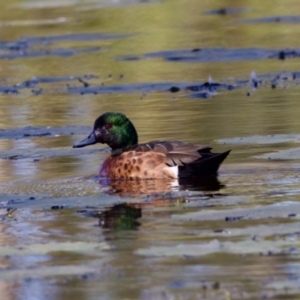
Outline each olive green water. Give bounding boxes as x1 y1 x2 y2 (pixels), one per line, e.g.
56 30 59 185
1 0 300 299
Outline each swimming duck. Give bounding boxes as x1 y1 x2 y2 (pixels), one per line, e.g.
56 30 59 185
73 112 230 179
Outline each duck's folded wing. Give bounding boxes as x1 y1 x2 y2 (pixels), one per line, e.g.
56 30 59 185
129 141 212 167
165 152 201 166
165 142 213 166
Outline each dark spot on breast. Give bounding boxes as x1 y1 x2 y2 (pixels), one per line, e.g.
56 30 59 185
127 152 133 158
144 171 148 176
130 176 133 180
124 163 128 170
138 158 143 164
133 159 136 164
136 166 140 172
118 168 121 173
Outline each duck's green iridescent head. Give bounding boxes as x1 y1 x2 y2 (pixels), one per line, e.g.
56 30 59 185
73 112 138 150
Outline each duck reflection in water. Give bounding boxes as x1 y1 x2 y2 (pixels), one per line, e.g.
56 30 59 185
82 175 224 231
99 175 224 196
81 203 142 231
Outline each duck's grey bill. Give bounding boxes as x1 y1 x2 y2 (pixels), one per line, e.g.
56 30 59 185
73 131 97 148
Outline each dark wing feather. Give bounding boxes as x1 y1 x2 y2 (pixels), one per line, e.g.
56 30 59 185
166 152 201 166
165 141 212 153
128 141 212 166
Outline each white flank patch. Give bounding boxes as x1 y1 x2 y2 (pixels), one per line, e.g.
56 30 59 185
170 178 179 187
170 165 179 178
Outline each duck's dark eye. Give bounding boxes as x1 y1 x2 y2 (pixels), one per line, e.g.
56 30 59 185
105 123 112 129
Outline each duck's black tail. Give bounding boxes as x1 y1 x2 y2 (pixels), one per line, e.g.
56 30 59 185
179 150 231 177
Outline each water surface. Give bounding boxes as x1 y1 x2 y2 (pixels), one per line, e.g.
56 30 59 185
1 0 300 299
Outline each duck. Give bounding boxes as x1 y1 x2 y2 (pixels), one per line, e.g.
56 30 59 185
73 112 230 179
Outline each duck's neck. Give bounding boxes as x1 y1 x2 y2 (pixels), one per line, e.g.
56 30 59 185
111 148 123 156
